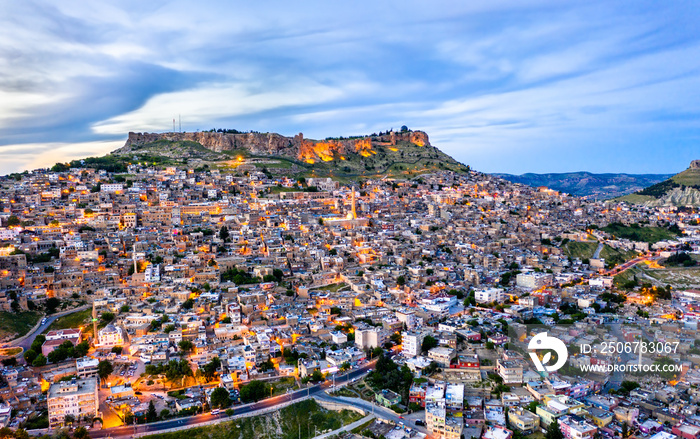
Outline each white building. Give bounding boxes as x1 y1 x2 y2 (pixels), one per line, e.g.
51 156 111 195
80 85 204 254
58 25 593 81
396 309 418 329
516 272 553 290
330 331 348 344
47 377 99 429
475 288 506 304
355 327 383 350
97 323 124 347
100 183 124 193
402 331 425 358
144 264 161 283
75 357 99 379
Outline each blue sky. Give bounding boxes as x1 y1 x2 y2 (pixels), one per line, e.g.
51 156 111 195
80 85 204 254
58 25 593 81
1 0 699 175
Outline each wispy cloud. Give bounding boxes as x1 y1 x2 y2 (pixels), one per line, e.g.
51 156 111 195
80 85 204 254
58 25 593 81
1 0 699 173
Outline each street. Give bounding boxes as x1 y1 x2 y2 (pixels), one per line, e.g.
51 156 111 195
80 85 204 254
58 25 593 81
90 361 377 438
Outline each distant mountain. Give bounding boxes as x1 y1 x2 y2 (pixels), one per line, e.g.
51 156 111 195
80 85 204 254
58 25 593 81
619 160 700 206
106 129 469 180
493 172 673 199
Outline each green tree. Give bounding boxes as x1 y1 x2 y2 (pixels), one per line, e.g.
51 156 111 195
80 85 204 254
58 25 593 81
23 349 38 364
239 380 273 403
201 357 221 380
7 215 20 226
32 354 47 367
74 341 90 357
219 226 230 241
546 419 564 439
72 426 90 439
178 340 194 353
97 360 113 383
311 369 324 383
146 400 158 422
100 312 115 323
421 335 438 353
210 387 232 409
45 297 61 314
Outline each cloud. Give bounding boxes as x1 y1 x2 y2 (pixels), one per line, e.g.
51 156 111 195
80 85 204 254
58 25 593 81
0 140 122 175
0 0 699 174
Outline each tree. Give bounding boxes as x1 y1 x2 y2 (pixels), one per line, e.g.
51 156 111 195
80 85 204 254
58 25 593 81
421 335 438 353
32 354 47 367
72 426 90 439
311 369 324 383
546 419 564 439
396 276 406 286
181 299 194 310
100 312 115 323
219 226 230 241
146 400 158 422
259 359 275 372
201 357 221 381
23 349 38 364
239 380 273 403
97 360 113 383
74 341 89 357
178 340 194 353
111 346 123 355
45 297 61 314
210 387 232 409
7 215 20 227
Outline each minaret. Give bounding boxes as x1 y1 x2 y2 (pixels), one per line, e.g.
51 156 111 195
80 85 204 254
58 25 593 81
133 244 138 275
92 302 97 346
351 188 357 219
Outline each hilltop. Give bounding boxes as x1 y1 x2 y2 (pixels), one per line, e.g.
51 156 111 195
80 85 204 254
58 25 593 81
493 171 672 199
619 160 700 206
105 128 469 181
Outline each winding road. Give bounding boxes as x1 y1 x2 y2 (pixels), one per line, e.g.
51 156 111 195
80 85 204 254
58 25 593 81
90 361 379 438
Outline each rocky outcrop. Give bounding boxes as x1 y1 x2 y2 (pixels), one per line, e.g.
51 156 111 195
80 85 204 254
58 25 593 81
121 130 430 163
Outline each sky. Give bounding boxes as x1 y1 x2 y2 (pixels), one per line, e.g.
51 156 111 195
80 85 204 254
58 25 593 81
1 0 699 175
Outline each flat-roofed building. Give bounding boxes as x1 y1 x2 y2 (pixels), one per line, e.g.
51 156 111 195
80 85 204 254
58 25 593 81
508 407 540 433
497 359 523 384
445 383 464 412
428 347 456 368
47 377 99 429
559 415 597 439
75 357 98 379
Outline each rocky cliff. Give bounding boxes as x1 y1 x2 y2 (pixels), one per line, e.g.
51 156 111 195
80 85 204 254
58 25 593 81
619 160 700 206
120 130 430 163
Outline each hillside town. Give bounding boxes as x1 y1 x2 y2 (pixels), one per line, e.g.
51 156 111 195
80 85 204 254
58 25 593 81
0 162 699 439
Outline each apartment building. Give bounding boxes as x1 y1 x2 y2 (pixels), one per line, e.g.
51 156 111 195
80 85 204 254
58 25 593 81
508 407 540 433
75 357 99 379
47 377 99 428
558 415 597 439
402 330 424 357
497 359 524 384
